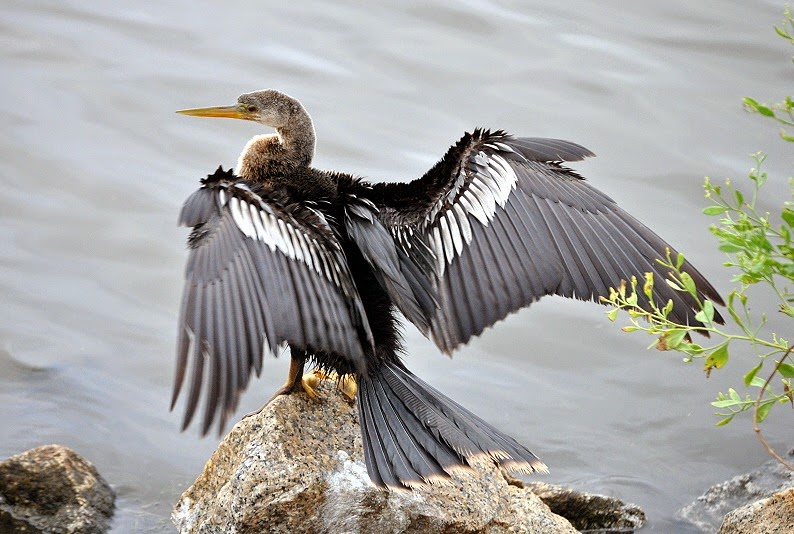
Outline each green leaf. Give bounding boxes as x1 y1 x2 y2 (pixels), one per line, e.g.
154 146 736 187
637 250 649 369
715 414 735 426
775 25 792 39
782 208 794 228
700 300 715 323
744 97 775 116
665 279 684 292
755 402 773 423
703 205 729 216
607 308 619 322
728 305 744 328
744 361 763 386
780 304 794 318
712 399 740 408
750 375 771 389
681 343 705 355
778 362 794 378
658 329 688 350
680 272 698 298
719 244 743 253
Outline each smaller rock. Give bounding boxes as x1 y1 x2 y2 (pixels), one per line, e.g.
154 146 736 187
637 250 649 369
719 487 794 534
678 448 794 532
0 444 115 534
520 480 645 533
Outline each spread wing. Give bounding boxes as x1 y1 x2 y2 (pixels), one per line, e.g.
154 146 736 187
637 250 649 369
347 130 723 353
173 167 373 435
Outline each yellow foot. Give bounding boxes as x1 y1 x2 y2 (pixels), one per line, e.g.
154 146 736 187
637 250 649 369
301 369 357 402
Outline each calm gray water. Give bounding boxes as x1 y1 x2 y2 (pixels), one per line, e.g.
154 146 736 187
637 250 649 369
1 0 792 531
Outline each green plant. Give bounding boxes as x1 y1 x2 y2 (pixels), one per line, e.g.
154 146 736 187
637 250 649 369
744 5 794 142
602 9 794 470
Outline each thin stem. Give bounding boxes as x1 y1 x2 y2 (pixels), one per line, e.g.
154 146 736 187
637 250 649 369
753 343 794 471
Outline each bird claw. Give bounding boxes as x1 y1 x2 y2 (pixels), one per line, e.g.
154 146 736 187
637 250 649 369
302 369 357 402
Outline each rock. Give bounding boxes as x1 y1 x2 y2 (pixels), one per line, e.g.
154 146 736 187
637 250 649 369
521 480 645 533
719 487 794 534
677 448 794 532
0 444 115 534
173 380 578 534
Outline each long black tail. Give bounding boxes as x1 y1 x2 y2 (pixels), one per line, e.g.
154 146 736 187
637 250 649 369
357 360 546 489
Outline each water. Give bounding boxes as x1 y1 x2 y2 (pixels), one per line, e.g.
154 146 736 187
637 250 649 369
1 0 791 531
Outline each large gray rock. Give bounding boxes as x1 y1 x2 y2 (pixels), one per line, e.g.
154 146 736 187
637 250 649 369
719 487 794 534
0 444 115 534
678 448 794 532
173 380 578 534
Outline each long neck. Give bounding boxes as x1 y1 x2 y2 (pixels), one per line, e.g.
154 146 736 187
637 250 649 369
236 109 316 183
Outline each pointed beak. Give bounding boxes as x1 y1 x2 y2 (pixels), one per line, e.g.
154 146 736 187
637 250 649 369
176 103 254 121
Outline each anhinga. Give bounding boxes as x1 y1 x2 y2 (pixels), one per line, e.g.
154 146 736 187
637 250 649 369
172 89 723 489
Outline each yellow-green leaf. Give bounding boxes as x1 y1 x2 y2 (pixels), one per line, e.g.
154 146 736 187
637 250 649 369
643 272 654 299
704 344 729 372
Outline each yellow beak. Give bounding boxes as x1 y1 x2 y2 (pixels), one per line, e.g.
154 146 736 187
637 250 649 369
176 104 253 120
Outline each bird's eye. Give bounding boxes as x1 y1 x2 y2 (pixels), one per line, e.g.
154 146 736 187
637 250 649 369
247 105 256 112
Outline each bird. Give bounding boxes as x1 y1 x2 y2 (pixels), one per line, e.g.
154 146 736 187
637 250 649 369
171 89 724 490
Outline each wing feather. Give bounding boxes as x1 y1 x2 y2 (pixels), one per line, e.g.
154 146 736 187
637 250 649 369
350 129 723 353
173 168 374 434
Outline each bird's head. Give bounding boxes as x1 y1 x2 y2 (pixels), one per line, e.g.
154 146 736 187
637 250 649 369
177 89 303 130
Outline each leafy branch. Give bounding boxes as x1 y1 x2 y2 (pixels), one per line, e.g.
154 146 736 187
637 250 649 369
743 5 794 142
603 244 793 469
601 8 794 469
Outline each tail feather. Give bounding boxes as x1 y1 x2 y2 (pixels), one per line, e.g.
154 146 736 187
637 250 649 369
371 378 455 484
358 383 397 488
362 379 430 488
394 366 545 473
357 361 546 489
378 364 482 458
376 377 464 472
384 364 510 460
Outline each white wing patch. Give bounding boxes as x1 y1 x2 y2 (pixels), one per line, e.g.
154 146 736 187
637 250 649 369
224 184 342 288
429 151 519 275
